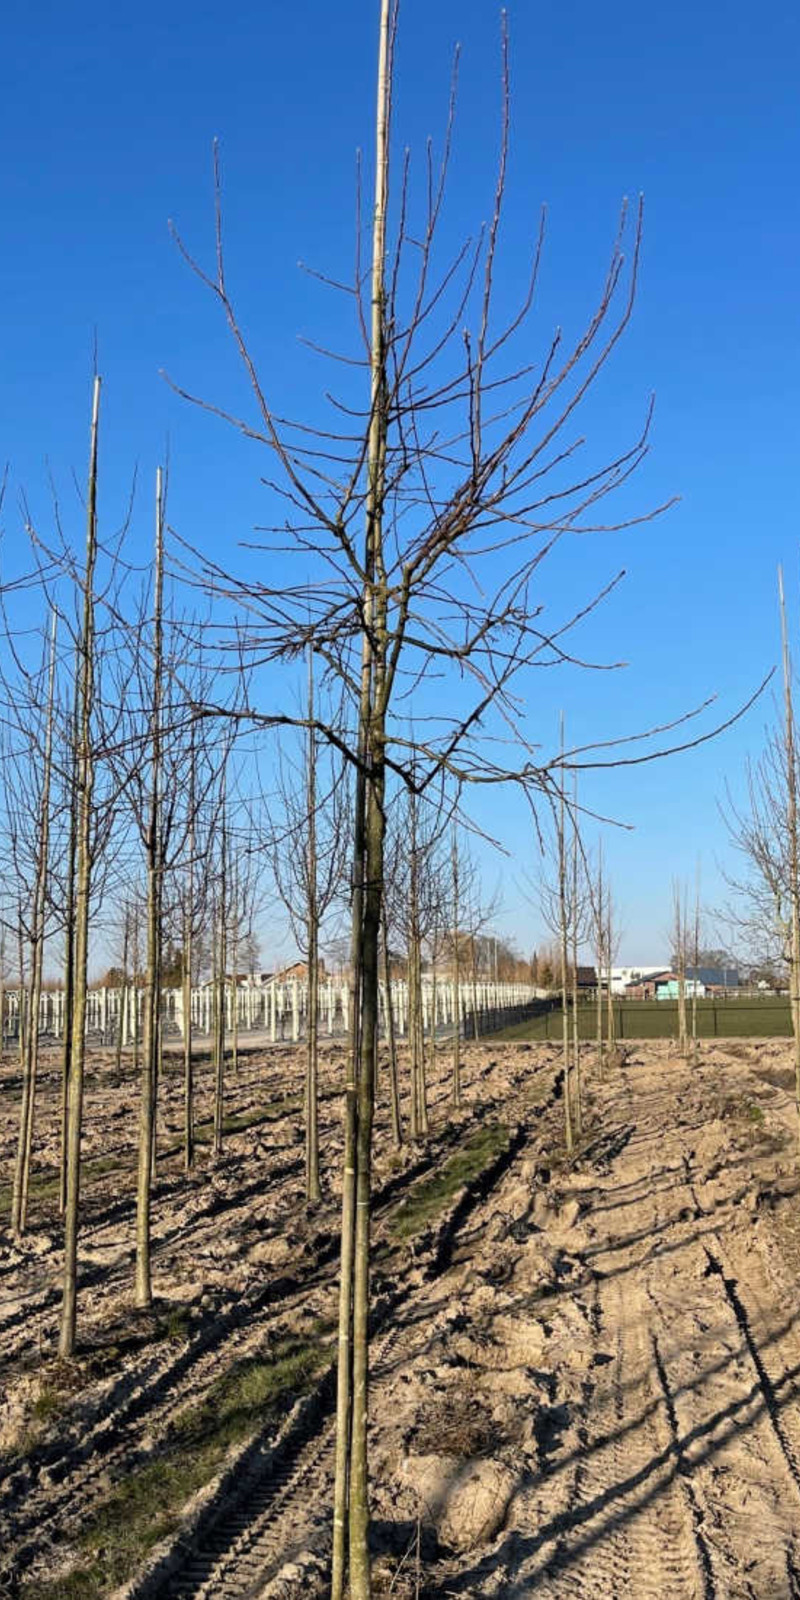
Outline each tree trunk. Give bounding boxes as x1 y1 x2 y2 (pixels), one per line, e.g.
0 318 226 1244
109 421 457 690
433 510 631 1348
59 374 101 1360
135 466 165 1310
779 566 800 1158
332 0 390 1585
570 772 582 1138
451 828 461 1108
558 718 573 1151
13 609 58 1235
306 646 321 1201
212 772 228 1160
59 644 81 1218
183 727 196 1171
115 909 129 1079
381 906 401 1147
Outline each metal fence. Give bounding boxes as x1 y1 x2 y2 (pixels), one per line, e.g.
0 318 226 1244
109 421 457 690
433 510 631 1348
507 997 794 1041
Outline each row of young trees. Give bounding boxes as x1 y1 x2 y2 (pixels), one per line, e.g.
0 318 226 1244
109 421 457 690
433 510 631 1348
2 446 538 1256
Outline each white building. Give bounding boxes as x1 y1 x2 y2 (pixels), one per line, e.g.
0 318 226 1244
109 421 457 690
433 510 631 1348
608 965 667 996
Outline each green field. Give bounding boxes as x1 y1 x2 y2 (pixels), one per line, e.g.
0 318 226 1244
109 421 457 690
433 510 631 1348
495 997 793 1042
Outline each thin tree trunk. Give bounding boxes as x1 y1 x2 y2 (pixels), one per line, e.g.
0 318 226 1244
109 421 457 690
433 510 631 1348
691 869 700 1060
183 726 196 1171
570 771 582 1139
558 721 573 1153
212 769 227 1160
59 373 101 1360
306 646 321 1201
59 646 81 1217
605 901 616 1052
381 906 401 1147
135 466 165 1310
674 882 688 1057
115 909 129 1079
595 848 604 1070
779 566 800 1157
451 828 461 1108
13 609 58 1235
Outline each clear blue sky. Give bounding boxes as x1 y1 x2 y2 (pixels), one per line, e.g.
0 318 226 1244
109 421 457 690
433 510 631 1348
1 0 798 965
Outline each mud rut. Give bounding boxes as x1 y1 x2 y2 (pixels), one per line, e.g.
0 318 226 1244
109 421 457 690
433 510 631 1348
430 1049 800 1599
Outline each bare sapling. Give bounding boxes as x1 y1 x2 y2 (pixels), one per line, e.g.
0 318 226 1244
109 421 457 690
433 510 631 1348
779 566 800 1154
135 467 166 1309
672 880 689 1058
60 374 101 1360
691 869 701 1060
558 721 573 1151
12 608 58 1236
450 826 462 1108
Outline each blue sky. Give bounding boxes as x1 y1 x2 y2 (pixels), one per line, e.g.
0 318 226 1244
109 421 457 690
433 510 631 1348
1 0 798 966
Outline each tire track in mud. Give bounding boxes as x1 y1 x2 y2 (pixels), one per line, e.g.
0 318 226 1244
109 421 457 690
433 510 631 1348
536 1055 800 1600
511 1207 708 1598
0 1059 554 1594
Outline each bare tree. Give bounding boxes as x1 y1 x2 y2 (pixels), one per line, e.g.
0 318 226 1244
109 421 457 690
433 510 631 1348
60 375 101 1359
269 653 350 1199
162 0 734 1577
671 880 690 1058
10 609 57 1236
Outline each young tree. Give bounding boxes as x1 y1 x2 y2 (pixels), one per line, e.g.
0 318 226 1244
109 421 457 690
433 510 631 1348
165 0 718 1579
269 653 350 1199
10 609 58 1236
671 879 690 1058
60 375 101 1359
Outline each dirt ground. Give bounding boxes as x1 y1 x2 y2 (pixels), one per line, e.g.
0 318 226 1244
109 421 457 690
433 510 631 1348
2 1035 800 1597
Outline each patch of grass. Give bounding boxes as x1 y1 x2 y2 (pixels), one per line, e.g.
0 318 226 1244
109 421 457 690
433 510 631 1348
717 1092 765 1126
389 1123 509 1241
189 1095 303 1147
156 1306 190 1344
20 1331 330 1600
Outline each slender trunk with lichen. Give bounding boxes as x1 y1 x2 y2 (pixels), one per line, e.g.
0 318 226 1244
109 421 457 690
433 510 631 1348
135 467 165 1310
59 374 101 1360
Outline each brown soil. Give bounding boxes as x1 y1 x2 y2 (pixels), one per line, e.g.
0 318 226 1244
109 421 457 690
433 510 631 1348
3 1036 800 1597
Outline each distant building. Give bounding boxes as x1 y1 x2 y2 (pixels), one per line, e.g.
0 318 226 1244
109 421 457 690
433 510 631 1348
624 971 673 1000
685 965 740 994
608 965 668 996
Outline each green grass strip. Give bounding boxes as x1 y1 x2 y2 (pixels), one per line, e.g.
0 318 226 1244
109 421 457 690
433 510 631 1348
20 1331 328 1600
389 1121 509 1241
